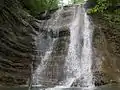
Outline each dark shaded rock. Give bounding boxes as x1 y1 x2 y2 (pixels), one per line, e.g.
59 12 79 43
93 71 110 86
93 71 119 86
0 0 4 10
37 14 51 20
84 0 96 9
0 0 38 86
59 30 70 37
48 26 70 38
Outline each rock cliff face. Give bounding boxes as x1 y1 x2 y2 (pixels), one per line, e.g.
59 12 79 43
0 0 37 86
0 0 72 86
92 15 120 86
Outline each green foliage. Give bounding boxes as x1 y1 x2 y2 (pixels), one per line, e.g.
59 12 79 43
88 0 109 13
72 0 84 4
87 0 120 25
88 0 120 13
22 0 58 15
104 10 120 24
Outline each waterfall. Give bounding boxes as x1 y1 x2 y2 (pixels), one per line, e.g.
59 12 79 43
55 5 94 88
57 5 83 87
32 4 94 89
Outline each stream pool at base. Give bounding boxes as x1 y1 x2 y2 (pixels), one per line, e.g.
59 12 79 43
1 84 120 90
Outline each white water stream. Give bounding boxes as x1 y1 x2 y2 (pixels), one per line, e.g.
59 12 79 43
54 4 94 88
32 3 94 90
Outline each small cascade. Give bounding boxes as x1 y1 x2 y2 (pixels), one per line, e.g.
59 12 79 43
33 38 57 85
32 5 65 87
47 6 64 38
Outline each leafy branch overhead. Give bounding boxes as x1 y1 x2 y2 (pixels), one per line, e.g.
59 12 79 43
88 0 120 13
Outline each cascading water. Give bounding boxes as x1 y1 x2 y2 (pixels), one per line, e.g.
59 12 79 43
33 38 57 85
32 6 64 87
80 6 94 88
54 4 94 88
56 5 83 88
32 3 94 90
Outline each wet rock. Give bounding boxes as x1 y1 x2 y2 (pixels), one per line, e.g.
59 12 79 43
48 26 70 38
93 71 119 86
93 71 110 86
32 6 74 39
37 14 51 20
